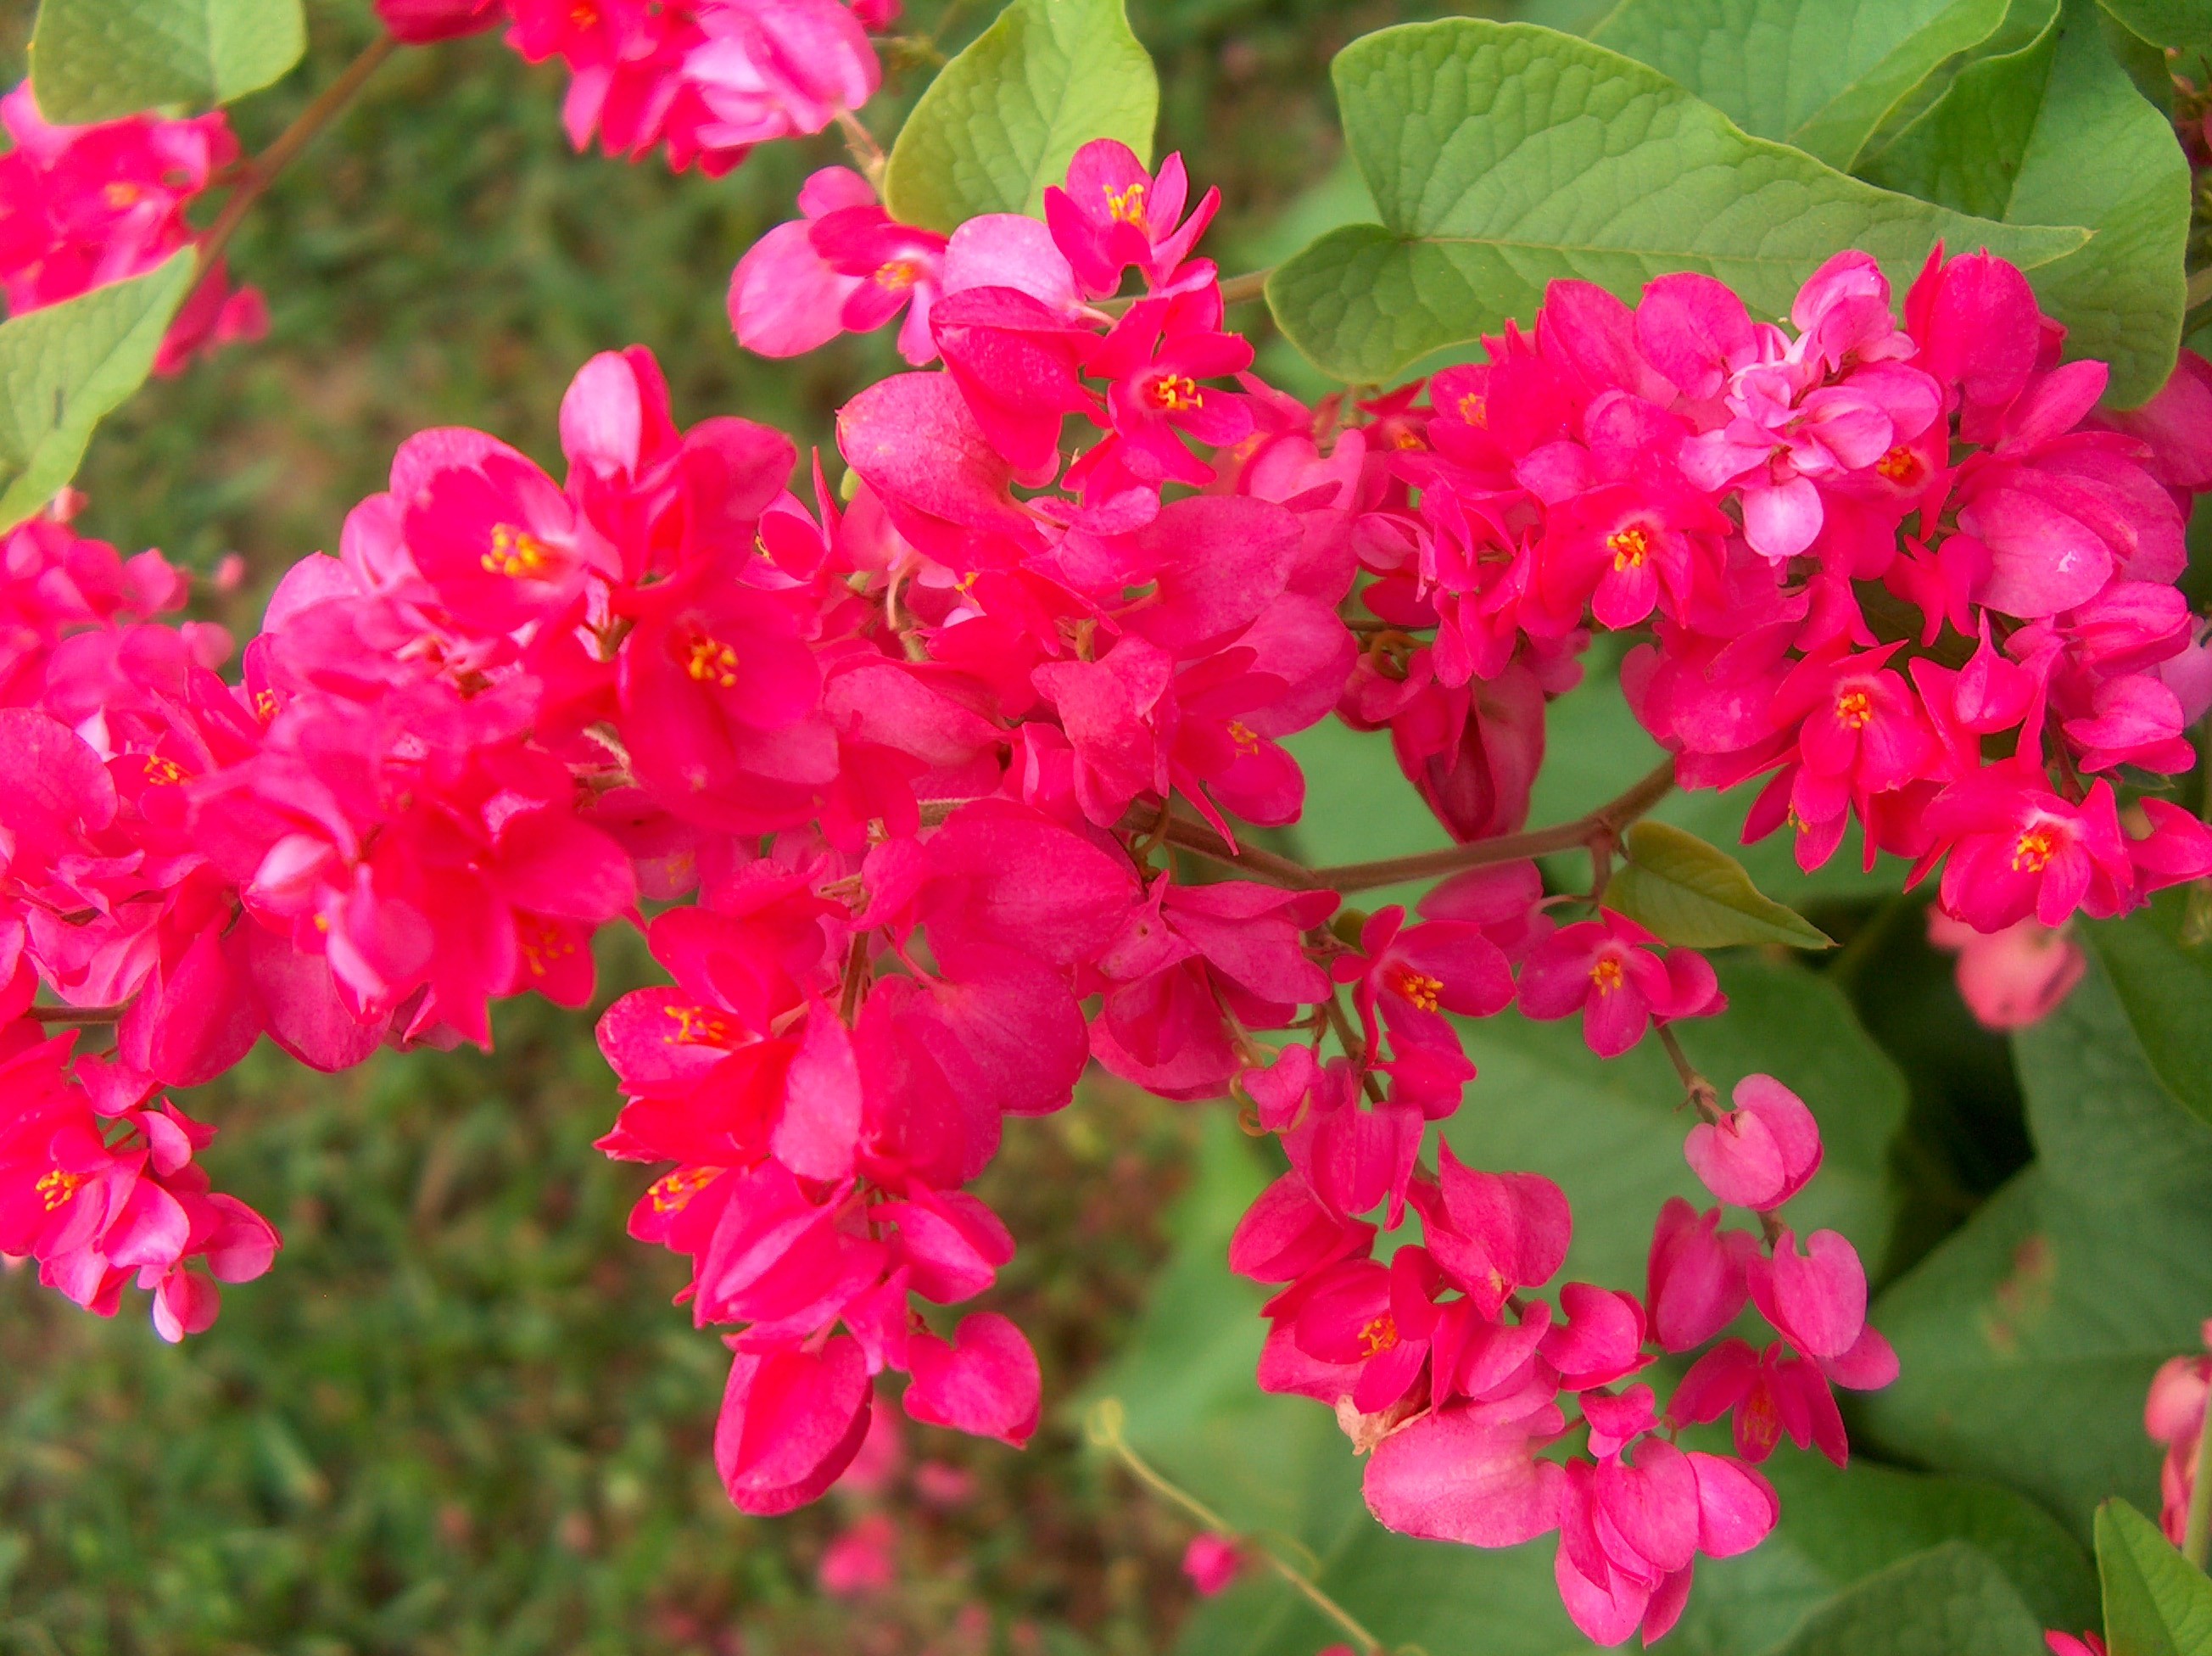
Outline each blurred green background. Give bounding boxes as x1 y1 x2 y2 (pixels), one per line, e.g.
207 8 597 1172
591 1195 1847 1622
0 0 2201 1651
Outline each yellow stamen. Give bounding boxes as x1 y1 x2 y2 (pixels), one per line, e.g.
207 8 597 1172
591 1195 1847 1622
874 258 921 293
1606 525 1651 571
2012 825 2059 874
662 1004 734 1046
481 523 552 579
1875 445 1923 485
35 1168 84 1211
1149 373 1203 413
1835 688 1874 730
1590 956 1625 995
1357 1313 1399 1358
682 632 740 690
1226 719 1260 755
103 182 144 209
1392 968 1444 1014
645 1165 721 1215
142 755 185 785
1455 392 1488 426
1103 181 1147 227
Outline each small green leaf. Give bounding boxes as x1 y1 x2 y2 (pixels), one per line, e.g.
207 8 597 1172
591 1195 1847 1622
0 252 196 534
1602 820 1834 950
1768 1541 2050 1656
1860 0 2190 406
1264 19 2087 386
2097 1499 2212 1656
1591 0 2014 170
2083 904 2212 1131
881 0 1158 233
2093 0 2212 48
31 0 306 124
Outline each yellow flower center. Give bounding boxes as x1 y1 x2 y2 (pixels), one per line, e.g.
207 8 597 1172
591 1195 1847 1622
142 755 186 785
645 1165 722 1215
1226 719 1260 755
1103 181 1147 227
1606 525 1651 571
874 258 920 293
517 921 576 978
35 1168 84 1211
1357 1313 1399 1358
1835 688 1874 730
103 182 143 209
2013 825 2059 874
1148 373 1203 413
1392 967 1444 1013
481 523 552 579
1455 392 1488 426
662 1004 734 1046
682 633 740 690
1589 956 1625 995
1875 445 1923 485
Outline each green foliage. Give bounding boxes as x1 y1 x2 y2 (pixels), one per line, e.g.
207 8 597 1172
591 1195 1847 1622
0 251 193 534
29 0 304 122
1603 820 1835 951
1589 0 2013 170
2094 0 2212 48
882 0 1159 232
2098 1499 2212 1656
2082 898 2212 1130
1861 0 2191 406
1763 1541 2048 1656
1861 959 2212 1541
1263 18 2086 384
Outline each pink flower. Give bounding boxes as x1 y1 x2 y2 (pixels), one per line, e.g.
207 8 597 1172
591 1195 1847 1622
1683 1074 1823 1211
375 0 500 41
1516 911 1724 1059
1181 1533 1247 1597
2046 1633 2108 1656
1925 767 2135 932
730 167 947 365
1344 904 1514 1060
901 1312 1042 1446
1645 1198 1751 1352
1042 140 1220 299
685 0 880 152
818 1512 897 1596
1746 1228 1897 1389
1925 911 2084 1032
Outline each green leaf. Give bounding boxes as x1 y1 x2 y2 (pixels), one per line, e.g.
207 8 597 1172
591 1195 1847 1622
1861 959 2212 1541
1264 19 2086 385
1860 0 2190 406
1448 954 1905 1288
0 252 196 534
2099 1498 2212 1656
880 0 1158 233
30 0 305 124
1589 0 2013 170
2094 0 2212 48
1766 1541 2049 1656
2082 901 2212 1131
1604 820 1835 951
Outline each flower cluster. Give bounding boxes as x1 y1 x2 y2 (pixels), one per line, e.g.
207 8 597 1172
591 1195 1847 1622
1366 254 2212 926
377 0 893 175
0 125 2204 1646
0 83 265 369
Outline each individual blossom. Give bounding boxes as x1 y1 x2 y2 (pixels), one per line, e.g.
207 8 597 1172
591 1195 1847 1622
1925 909 2085 1032
1516 911 1724 1059
1683 1074 1822 1211
729 166 947 364
1181 1533 1248 1597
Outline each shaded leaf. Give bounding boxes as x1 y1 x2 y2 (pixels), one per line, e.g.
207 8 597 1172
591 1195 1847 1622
881 0 1158 232
2098 1498 2212 1656
1861 959 2212 1541
1768 1541 2048 1656
1591 0 2012 170
31 0 305 124
2082 901 2212 1131
1861 0 2189 406
1605 820 1835 951
2094 0 2212 48
1264 19 2086 384
0 253 196 534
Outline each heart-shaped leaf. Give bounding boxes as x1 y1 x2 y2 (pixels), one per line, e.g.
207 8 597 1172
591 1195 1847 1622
1591 0 2014 170
881 0 1158 233
1859 0 2189 406
1602 820 1835 951
31 0 305 124
0 252 196 534
2097 1498 2212 1656
1264 19 2087 385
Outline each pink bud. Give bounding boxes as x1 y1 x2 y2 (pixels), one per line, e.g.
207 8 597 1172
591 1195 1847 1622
901 1313 1042 1447
1540 1284 1651 1391
1747 1229 1868 1361
1645 1198 1751 1352
1684 1074 1822 1211
1181 1533 1247 1597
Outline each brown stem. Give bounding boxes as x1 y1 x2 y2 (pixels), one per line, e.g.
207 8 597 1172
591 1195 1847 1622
1160 817 1330 890
26 1004 125 1025
1308 757 1677 895
1655 1023 1721 1122
195 36 399 278
1097 266 1272 317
